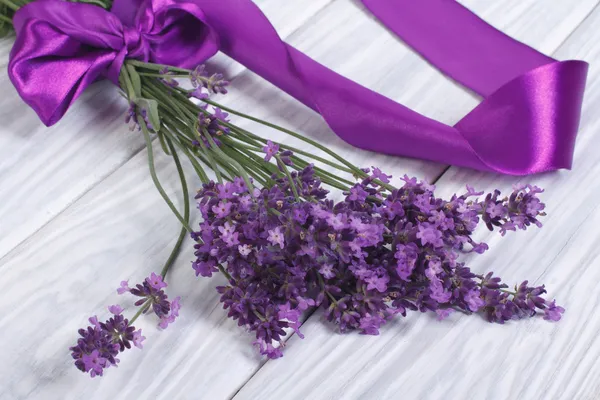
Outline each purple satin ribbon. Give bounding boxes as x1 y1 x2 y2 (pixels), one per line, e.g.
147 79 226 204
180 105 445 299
8 0 589 175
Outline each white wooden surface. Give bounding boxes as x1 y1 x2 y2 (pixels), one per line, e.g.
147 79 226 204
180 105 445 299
1 1 599 399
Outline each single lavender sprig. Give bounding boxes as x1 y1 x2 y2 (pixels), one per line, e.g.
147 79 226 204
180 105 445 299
191 65 230 95
70 273 181 377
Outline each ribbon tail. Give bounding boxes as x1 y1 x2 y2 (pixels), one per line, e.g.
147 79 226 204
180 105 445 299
8 2 124 126
197 0 485 171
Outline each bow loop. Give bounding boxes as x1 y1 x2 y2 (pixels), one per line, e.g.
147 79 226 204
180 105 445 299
136 0 220 69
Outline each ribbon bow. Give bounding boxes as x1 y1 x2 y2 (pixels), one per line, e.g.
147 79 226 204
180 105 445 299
8 0 589 175
9 0 219 126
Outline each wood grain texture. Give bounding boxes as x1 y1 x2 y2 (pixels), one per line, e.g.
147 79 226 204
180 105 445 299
235 3 600 400
0 0 599 399
0 0 334 260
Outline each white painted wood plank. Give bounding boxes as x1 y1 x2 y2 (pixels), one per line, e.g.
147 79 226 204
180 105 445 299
0 1 597 400
235 3 600 400
0 0 334 260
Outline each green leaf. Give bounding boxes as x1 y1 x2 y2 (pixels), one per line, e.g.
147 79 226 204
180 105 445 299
126 64 142 99
135 98 161 132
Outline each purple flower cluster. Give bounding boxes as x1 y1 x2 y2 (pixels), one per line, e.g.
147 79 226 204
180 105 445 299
193 107 230 148
192 160 562 359
190 64 229 98
70 273 180 377
122 272 182 329
69 310 142 378
159 66 179 88
125 101 154 131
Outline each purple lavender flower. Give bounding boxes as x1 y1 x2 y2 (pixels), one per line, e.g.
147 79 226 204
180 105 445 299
159 297 181 329
543 300 565 321
371 167 392 183
191 87 209 101
436 309 454 321
347 185 368 202
219 222 240 247
464 289 485 312
262 140 279 162
125 102 155 131
277 303 300 322
319 264 336 279
159 67 179 88
429 279 451 303
395 243 418 281
213 108 229 122
417 223 444 247
359 314 386 335
217 182 236 199
131 275 172 319
108 305 123 315
146 272 167 290
117 280 130 295
267 227 285 249
365 271 389 293
212 201 232 218
191 65 229 94
486 203 507 219
81 350 106 378
238 244 253 257
193 259 218 277
88 316 101 329
132 329 146 349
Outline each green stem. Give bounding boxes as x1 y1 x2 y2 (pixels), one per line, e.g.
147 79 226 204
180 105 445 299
140 117 192 232
195 134 223 183
120 68 136 99
201 128 255 192
220 145 273 186
202 99 390 187
229 129 354 174
160 138 190 278
138 73 190 79
127 60 191 74
162 127 210 184
142 80 192 122
276 155 300 201
218 265 233 281
129 301 151 325
156 130 171 155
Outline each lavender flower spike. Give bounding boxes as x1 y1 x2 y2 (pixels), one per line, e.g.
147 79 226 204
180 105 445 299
71 272 182 377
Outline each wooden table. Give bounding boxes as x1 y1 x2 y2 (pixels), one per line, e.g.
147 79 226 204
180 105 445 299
1 1 600 399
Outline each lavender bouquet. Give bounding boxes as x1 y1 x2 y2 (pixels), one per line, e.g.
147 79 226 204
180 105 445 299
1 0 563 378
